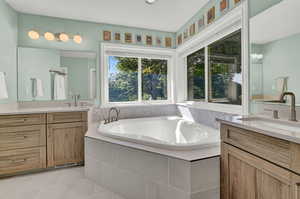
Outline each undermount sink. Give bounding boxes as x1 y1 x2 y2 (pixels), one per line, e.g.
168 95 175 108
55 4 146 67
238 117 300 133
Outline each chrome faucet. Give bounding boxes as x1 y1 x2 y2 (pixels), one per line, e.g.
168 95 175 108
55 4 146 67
104 107 120 124
280 92 297 121
72 94 80 107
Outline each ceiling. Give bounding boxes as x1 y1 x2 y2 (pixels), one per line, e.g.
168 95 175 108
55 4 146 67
250 0 300 44
6 0 210 32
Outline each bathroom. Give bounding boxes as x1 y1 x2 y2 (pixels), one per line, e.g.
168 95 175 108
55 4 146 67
0 0 300 198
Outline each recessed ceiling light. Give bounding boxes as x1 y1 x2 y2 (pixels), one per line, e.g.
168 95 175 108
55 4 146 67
145 0 157 5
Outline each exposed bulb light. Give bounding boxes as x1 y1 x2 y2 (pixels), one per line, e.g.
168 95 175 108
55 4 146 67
58 33 69 42
145 0 157 5
44 32 55 41
73 34 82 44
28 30 40 40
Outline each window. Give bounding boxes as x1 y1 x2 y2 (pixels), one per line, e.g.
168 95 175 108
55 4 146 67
108 56 138 102
108 56 169 103
186 30 242 105
187 48 205 101
208 31 242 105
142 58 168 100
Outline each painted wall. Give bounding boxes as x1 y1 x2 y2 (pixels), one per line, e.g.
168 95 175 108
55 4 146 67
18 47 61 101
61 56 96 100
249 0 282 18
0 1 18 104
17 13 176 103
175 0 243 47
261 33 300 103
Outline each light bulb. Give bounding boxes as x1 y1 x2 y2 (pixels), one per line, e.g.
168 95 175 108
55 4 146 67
28 30 40 40
44 32 55 41
59 33 69 42
73 35 82 44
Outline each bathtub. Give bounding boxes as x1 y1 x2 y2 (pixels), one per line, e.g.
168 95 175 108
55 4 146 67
97 116 220 150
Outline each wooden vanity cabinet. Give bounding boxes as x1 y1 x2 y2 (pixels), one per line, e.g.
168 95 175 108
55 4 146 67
221 123 300 199
46 112 87 167
0 114 47 176
0 111 88 176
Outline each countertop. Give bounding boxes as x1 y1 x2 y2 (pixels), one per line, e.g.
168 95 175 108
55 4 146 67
217 115 300 144
85 123 220 162
0 106 90 116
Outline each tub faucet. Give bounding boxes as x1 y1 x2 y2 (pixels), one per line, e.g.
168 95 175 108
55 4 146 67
280 92 297 121
104 107 120 124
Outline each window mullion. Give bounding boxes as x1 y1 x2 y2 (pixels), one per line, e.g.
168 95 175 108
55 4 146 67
205 46 209 102
138 58 142 102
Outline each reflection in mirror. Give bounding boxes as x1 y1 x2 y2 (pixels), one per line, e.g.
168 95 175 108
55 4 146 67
250 0 300 108
17 47 97 101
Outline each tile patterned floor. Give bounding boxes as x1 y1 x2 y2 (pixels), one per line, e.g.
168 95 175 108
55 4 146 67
0 167 124 199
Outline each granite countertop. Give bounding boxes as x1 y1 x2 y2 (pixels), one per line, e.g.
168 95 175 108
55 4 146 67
0 106 90 116
85 123 220 162
217 115 300 144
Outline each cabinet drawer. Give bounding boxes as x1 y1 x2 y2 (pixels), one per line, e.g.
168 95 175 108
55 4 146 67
0 114 46 127
0 125 46 151
0 147 46 176
47 112 87 124
221 124 292 170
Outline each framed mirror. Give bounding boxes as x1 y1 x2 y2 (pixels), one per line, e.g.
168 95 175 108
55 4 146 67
249 0 300 109
17 47 97 102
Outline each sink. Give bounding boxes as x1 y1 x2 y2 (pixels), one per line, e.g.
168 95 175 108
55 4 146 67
238 117 300 133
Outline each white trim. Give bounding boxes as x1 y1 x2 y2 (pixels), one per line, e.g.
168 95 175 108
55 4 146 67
175 2 248 115
100 43 176 107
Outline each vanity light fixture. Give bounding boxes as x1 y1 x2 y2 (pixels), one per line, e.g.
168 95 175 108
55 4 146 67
28 30 40 40
73 34 82 44
44 32 55 41
145 0 157 5
58 33 69 42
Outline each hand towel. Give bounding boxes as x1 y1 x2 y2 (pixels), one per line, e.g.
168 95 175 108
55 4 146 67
36 78 44 97
0 72 8 99
54 74 66 100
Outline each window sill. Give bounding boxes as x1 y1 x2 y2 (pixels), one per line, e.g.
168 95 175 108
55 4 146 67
177 101 242 115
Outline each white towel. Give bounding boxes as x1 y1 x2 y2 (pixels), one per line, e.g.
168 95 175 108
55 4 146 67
54 74 66 100
36 79 44 97
0 72 8 99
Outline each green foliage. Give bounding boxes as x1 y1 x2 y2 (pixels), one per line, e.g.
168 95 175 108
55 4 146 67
109 57 168 102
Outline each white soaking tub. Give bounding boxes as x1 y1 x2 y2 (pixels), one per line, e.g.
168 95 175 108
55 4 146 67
98 116 220 150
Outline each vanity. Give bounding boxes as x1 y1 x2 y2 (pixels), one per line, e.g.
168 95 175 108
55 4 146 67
0 109 88 177
219 116 300 199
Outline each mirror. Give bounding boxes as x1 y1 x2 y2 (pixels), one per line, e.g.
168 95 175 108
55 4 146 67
17 47 97 101
250 0 300 106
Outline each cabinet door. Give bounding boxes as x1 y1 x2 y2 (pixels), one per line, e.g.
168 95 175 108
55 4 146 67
47 122 87 167
221 143 299 199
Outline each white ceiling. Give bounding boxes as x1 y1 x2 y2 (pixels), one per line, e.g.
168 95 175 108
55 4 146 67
250 0 300 44
6 0 210 32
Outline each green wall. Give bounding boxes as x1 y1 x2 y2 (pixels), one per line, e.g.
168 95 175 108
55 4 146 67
0 1 18 104
249 0 282 18
261 33 300 103
17 13 176 51
61 56 96 100
18 47 61 101
17 13 176 103
176 0 243 47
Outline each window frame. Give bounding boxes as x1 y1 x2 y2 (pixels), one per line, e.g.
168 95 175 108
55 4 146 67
101 43 176 107
176 2 249 115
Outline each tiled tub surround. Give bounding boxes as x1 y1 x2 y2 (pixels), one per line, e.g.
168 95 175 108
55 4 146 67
91 104 179 123
177 104 236 129
91 104 234 129
85 138 220 199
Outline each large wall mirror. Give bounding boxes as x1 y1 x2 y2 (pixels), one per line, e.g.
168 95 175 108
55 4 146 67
18 47 97 102
250 0 300 110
